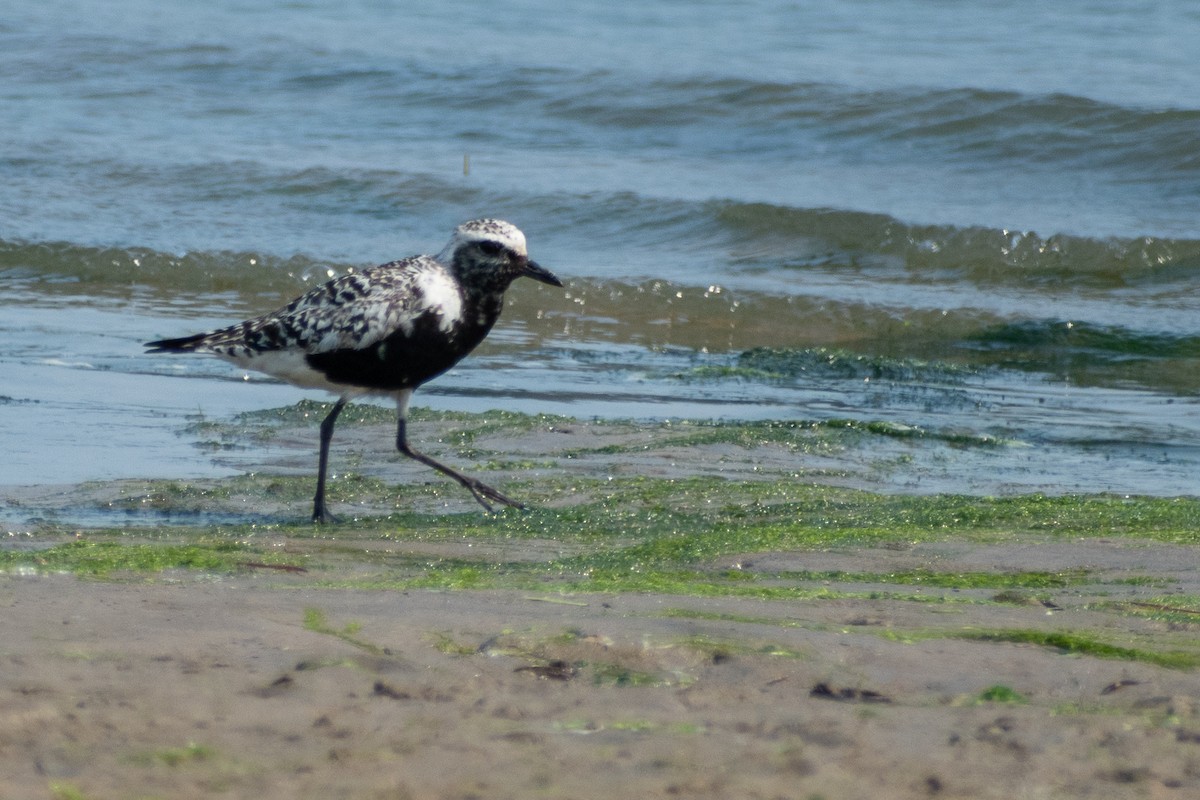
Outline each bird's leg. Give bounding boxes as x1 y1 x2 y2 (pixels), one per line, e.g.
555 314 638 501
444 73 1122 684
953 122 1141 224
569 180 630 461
312 398 347 523
395 418 524 511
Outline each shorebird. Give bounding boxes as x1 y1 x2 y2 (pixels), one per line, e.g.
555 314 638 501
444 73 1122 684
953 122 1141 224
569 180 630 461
147 219 563 523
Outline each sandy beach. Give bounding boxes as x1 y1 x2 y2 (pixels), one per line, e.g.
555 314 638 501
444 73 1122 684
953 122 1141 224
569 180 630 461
4 573 1200 799
3 408 1200 799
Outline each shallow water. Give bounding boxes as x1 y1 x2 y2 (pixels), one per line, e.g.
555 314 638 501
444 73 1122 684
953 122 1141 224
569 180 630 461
2 0 1199 497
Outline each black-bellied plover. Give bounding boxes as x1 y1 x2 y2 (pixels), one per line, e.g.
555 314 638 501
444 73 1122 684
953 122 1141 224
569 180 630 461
146 219 562 523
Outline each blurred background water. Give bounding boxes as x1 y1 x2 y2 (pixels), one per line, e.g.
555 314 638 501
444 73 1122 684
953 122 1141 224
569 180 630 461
2 0 1199 498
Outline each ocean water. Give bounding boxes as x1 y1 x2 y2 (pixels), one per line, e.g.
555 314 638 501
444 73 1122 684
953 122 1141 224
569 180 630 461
2 0 1199 498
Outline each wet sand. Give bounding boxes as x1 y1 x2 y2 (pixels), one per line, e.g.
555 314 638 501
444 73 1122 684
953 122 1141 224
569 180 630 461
3 410 1200 798
4 573 1200 799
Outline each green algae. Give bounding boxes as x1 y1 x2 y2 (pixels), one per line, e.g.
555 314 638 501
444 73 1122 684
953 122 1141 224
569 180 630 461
130 742 216 768
8 471 1200 585
949 629 1200 670
685 347 980 383
1104 596 1200 625
976 685 1027 704
0 540 253 577
302 607 387 655
48 784 90 800
6 403 1200 673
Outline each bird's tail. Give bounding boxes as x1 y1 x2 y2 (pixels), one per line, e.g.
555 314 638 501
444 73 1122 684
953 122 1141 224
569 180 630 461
145 332 217 353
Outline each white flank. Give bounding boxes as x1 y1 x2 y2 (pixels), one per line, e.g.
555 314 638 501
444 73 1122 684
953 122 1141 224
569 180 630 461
216 349 364 395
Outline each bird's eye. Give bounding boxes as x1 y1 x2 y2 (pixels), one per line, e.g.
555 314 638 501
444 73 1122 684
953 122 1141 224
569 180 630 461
478 241 505 257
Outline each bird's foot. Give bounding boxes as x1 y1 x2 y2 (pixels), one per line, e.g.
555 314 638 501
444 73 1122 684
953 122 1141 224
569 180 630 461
311 501 339 524
465 479 525 513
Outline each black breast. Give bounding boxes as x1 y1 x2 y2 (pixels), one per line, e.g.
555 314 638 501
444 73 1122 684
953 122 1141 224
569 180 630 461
304 301 500 391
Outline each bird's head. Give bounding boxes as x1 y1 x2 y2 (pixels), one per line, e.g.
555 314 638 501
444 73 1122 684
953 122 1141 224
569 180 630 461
438 219 562 291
